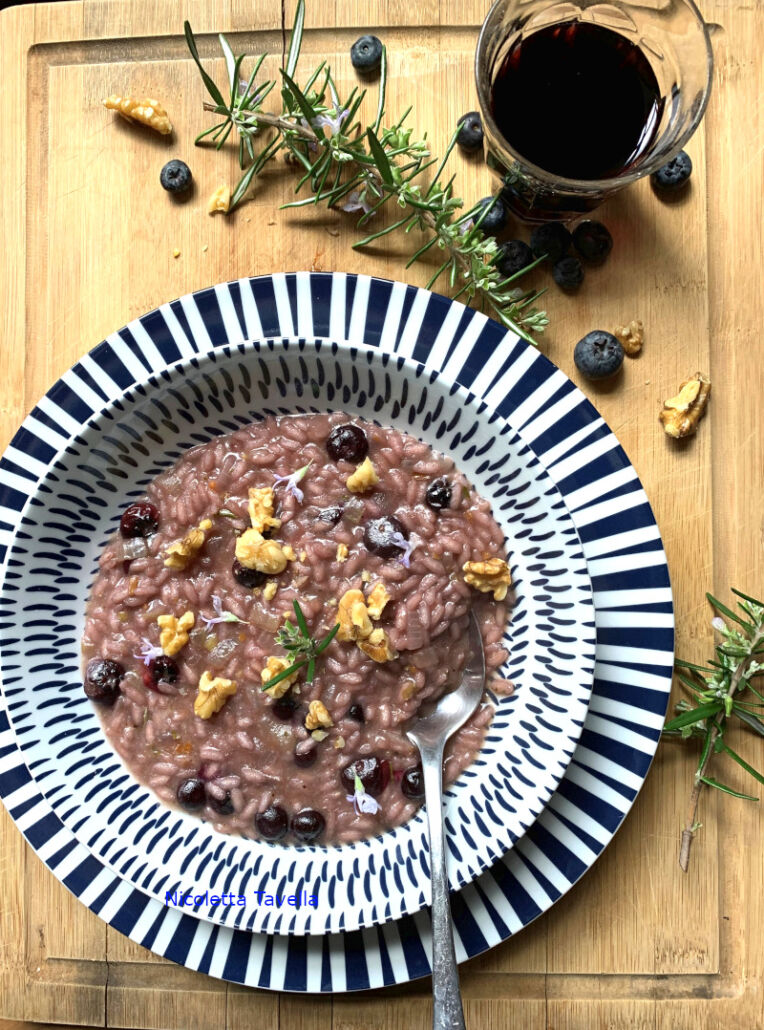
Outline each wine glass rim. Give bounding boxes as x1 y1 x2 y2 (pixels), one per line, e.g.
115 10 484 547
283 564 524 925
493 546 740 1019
474 0 714 192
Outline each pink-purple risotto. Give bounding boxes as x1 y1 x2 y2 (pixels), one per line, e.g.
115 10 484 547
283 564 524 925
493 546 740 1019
81 414 512 846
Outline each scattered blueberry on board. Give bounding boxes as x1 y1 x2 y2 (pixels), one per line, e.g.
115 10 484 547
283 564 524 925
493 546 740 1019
574 331 624 380
350 34 383 74
476 195 508 236
530 222 572 263
456 112 484 152
553 255 585 291
572 220 613 264
651 150 693 194
496 239 534 278
160 159 192 194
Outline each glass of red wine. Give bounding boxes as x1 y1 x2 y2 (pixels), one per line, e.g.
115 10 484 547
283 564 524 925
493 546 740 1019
475 0 714 222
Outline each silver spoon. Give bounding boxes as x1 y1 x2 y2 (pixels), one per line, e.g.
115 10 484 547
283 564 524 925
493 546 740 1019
406 612 485 1030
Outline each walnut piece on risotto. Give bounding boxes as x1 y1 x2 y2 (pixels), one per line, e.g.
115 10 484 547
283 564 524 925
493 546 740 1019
194 670 237 719
235 528 289 574
263 581 278 602
346 457 379 494
336 543 349 563
260 656 299 698
337 586 397 662
103 95 172 134
463 557 512 601
365 581 390 620
337 589 373 641
358 627 398 663
248 487 281 534
305 699 333 730
157 610 195 656
164 518 213 569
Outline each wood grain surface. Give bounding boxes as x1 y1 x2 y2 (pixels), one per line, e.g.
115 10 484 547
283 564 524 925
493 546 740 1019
0 0 762 1027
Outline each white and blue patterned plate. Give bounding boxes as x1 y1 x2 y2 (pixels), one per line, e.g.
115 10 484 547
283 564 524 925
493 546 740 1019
0 274 673 986
0 336 595 935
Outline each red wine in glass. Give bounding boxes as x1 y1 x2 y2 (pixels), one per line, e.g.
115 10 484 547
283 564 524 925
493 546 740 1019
491 20 664 182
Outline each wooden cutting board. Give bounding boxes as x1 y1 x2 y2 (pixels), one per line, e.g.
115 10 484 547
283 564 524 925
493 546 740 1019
0 1 762 1028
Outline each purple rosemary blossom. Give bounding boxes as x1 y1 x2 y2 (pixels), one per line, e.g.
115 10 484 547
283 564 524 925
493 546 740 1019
711 616 726 632
273 461 312 504
390 531 416 568
458 218 474 236
339 189 375 215
311 107 349 137
134 639 164 666
201 594 247 628
346 773 382 816
237 79 266 104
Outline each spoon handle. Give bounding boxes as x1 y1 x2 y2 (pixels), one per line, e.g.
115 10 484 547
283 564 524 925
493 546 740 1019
421 742 466 1030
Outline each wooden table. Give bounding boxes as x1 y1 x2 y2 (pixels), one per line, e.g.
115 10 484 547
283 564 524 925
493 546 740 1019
1 0 762 1027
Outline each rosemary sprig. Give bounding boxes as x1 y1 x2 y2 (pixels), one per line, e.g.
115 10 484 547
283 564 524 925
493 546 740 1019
663 588 764 871
261 599 340 690
183 2 548 344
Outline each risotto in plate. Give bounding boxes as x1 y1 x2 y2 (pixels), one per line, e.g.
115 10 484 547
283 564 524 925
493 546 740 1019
81 413 512 846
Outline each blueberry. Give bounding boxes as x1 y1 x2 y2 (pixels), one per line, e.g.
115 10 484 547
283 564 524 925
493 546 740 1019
208 790 234 815
232 558 267 589
456 112 483 152
84 658 124 704
496 239 534 279
120 501 159 538
573 331 624 380
530 223 572 263
160 160 192 194
292 808 325 843
401 764 425 800
294 743 318 768
553 256 584 291
143 655 179 692
326 423 369 463
341 756 390 798
316 505 344 526
363 515 407 558
271 696 297 721
425 477 452 511
350 34 383 74
346 704 365 723
651 151 692 193
572 220 613 264
475 196 508 236
255 804 289 841
177 777 206 811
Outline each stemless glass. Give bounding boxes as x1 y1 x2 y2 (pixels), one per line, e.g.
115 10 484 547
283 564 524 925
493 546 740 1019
475 0 714 222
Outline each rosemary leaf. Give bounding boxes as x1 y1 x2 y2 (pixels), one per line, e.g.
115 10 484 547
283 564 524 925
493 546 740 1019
664 702 724 731
184 22 228 108
699 776 759 801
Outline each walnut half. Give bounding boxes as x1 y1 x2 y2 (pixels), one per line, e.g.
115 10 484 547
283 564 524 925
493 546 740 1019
463 557 512 601
659 372 711 439
194 671 237 719
103 95 172 135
